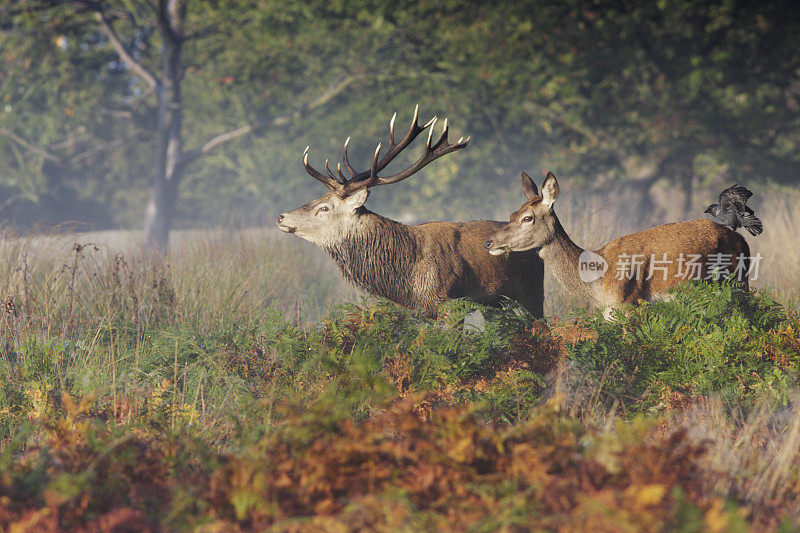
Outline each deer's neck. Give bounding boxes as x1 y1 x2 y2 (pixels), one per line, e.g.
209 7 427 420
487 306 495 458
538 216 601 302
324 210 419 305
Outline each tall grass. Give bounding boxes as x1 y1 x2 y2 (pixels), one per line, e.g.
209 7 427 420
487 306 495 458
671 397 800 526
0 227 358 334
1 186 796 342
1 218 799 529
0 228 360 437
749 188 800 308
3 181 795 329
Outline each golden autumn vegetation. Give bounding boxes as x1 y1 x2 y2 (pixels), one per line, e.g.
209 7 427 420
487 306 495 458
1 223 799 531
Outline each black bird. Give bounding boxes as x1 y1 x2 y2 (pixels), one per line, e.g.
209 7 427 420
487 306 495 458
705 185 763 236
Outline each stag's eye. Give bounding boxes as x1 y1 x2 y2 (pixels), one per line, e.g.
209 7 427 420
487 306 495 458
522 215 533 223
316 206 329 215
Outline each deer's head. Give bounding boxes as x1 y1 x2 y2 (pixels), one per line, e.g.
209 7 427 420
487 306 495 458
276 188 370 246
277 106 469 247
485 171 560 255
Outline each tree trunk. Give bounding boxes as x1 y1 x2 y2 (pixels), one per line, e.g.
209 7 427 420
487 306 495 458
613 152 664 228
137 1 351 250
144 0 185 252
144 174 178 251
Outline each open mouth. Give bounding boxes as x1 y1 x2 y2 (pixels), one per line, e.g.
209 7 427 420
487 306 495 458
488 246 509 256
278 224 296 234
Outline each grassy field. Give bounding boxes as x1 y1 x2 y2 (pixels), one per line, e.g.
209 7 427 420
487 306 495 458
1 197 799 531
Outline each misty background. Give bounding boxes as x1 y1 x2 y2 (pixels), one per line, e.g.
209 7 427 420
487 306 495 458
1 0 798 248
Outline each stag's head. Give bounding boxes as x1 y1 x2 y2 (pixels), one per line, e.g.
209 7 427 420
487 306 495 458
277 106 470 247
485 171 560 255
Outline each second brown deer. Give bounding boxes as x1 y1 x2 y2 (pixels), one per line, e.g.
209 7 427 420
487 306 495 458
277 107 545 317
485 171 752 318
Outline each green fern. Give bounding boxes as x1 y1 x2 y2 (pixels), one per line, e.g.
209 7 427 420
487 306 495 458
567 282 800 413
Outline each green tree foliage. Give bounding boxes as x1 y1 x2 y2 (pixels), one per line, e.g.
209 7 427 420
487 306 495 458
1 0 798 230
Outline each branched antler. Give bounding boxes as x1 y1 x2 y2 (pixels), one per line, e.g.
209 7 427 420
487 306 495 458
303 105 470 196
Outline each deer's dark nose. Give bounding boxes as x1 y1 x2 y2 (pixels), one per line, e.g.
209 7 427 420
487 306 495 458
484 240 493 250
276 214 284 224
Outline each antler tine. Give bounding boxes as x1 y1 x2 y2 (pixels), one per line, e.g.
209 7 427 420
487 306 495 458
342 137 358 178
303 146 342 191
430 118 449 151
388 112 397 146
351 105 432 181
366 127 471 188
318 107 470 196
425 117 438 148
429 128 470 157
364 143 383 188
323 159 340 182
372 143 382 173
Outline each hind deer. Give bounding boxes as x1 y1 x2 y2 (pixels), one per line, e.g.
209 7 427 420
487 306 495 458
276 107 545 317
484 171 752 318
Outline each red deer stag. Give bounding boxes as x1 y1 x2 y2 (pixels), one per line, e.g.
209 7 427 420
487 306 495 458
276 107 544 317
485 171 752 318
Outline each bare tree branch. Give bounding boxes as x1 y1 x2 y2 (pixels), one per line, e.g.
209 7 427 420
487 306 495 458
177 75 359 170
67 0 132 19
0 1 60 18
48 132 92 151
0 128 64 165
67 132 140 165
184 26 219 41
2 1 132 20
1 127 142 168
305 75 361 111
94 11 159 90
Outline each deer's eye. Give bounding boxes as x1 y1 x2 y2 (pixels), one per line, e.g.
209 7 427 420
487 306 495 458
522 215 533 223
316 206 329 215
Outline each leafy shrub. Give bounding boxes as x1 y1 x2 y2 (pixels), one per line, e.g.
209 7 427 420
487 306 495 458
567 281 800 412
318 299 552 421
0 396 749 532
3 280 800 530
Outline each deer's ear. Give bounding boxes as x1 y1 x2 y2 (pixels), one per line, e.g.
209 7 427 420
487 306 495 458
520 171 539 200
344 188 369 211
541 171 559 208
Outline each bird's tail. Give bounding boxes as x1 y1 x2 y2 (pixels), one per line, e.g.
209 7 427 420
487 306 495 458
742 212 763 236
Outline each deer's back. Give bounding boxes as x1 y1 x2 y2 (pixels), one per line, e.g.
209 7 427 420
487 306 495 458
596 219 750 304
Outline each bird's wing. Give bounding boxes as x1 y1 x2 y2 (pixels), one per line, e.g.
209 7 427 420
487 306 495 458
719 184 750 212
733 186 753 202
741 212 763 236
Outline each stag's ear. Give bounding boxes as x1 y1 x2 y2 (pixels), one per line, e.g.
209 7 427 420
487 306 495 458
344 188 370 211
520 171 539 200
540 171 559 208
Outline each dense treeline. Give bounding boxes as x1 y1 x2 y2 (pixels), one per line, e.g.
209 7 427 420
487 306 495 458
1 0 798 235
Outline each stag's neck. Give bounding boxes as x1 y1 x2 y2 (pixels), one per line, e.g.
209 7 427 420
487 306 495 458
538 215 601 302
323 210 419 304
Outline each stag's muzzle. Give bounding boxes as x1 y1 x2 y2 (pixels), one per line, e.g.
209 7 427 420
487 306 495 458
276 214 295 233
485 239 510 256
